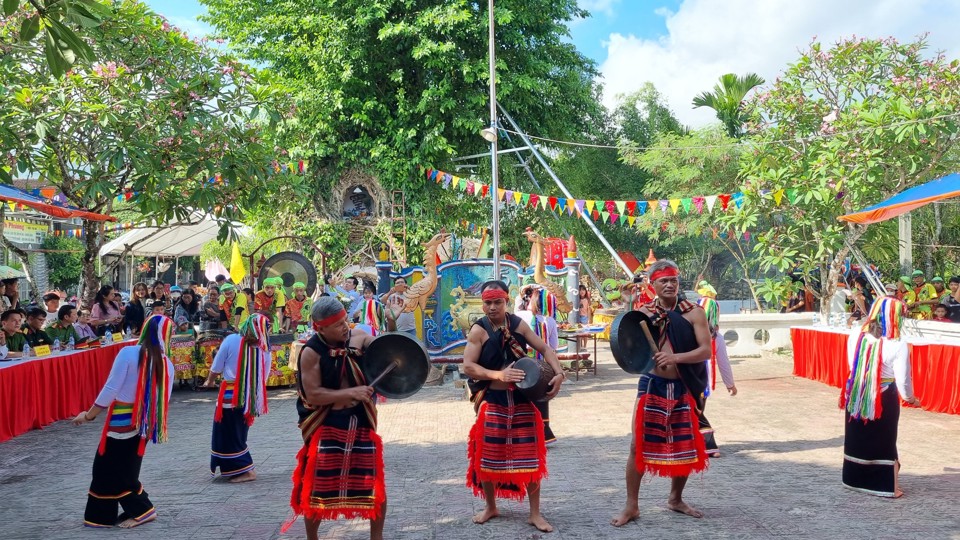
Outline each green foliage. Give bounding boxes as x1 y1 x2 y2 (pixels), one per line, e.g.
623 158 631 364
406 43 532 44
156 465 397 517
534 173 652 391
737 36 960 310
1 0 111 78
1 0 291 304
201 0 604 259
41 235 84 290
692 73 764 138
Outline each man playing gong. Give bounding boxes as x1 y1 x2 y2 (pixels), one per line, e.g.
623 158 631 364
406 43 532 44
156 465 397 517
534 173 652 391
285 297 383 540
612 259 712 526
464 280 565 533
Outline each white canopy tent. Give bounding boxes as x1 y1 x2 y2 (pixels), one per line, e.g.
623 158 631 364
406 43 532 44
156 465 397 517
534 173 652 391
99 213 247 285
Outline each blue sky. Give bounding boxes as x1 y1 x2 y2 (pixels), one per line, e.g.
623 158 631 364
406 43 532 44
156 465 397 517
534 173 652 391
142 0 674 64
145 0 959 127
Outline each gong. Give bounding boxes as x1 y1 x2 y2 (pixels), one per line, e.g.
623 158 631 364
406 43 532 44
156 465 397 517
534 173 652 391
362 332 431 399
609 310 657 375
258 252 318 296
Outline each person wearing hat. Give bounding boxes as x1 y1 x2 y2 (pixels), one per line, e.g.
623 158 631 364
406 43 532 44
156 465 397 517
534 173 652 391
254 278 283 332
283 282 312 333
218 283 247 330
931 276 948 303
904 270 938 319
894 277 910 302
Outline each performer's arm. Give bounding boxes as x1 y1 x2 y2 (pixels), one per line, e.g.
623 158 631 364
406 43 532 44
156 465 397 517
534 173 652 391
714 333 736 394
515 320 565 398
298 348 373 407
462 325 524 383
892 341 919 405
74 350 129 424
655 309 712 367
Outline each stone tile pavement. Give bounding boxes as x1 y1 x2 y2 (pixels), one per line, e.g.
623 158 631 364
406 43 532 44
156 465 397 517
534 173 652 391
2 345 959 539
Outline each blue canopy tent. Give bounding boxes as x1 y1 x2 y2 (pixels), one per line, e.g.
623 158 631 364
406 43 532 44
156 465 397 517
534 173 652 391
839 173 960 224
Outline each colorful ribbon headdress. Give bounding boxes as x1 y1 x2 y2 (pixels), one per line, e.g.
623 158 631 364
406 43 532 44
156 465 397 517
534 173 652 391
234 314 270 425
842 297 905 421
133 315 174 454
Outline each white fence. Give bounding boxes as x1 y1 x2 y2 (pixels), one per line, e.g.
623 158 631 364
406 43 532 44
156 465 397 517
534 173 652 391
720 313 960 357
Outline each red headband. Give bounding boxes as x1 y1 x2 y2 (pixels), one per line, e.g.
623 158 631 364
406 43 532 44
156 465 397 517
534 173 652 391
313 309 346 329
650 267 679 282
481 289 510 301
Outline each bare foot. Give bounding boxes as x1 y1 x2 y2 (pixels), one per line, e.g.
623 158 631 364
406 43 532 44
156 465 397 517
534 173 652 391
228 471 257 483
667 500 703 518
708 451 720 458
611 507 640 527
473 507 499 524
894 488 904 498
528 514 553 533
117 512 155 528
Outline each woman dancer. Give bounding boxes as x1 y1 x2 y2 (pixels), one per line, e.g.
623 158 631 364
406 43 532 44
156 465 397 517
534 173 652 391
73 315 175 528
841 297 919 497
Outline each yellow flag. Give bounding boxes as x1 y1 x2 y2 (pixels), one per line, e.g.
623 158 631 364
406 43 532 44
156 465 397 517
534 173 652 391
229 241 247 284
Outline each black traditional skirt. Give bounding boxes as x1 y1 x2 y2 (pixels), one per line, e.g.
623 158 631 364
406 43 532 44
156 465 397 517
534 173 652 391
84 436 155 527
210 407 254 478
467 388 547 501
843 384 900 497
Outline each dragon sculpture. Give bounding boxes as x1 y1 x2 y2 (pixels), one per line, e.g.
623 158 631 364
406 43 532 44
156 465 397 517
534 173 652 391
521 228 572 314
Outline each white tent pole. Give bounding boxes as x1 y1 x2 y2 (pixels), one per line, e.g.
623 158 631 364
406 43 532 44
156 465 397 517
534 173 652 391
155 256 159 281
174 257 179 286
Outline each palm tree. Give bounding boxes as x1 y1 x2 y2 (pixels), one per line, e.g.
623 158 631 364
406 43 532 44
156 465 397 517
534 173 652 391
692 73 765 138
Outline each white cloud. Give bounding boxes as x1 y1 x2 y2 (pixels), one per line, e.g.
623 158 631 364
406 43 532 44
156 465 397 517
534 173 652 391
167 15 213 39
598 0 960 127
579 0 623 18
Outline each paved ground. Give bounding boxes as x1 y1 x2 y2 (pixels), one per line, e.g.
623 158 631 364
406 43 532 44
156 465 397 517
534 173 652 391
2 345 960 540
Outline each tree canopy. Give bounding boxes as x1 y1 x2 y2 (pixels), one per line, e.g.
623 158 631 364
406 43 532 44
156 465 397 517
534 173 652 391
1 0 290 305
736 36 960 311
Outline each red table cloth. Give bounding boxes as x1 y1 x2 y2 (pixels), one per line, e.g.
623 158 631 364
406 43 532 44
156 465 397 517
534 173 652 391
791 327 960 416
0 342 127 443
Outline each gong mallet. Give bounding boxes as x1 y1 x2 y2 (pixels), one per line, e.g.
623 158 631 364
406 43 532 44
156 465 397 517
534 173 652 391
639 321 660 354
369 361 399 387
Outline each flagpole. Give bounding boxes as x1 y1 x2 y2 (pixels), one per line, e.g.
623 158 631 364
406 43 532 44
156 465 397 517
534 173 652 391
487 0 500 278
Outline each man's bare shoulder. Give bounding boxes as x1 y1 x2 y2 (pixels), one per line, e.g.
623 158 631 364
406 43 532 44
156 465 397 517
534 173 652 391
467 323 488 344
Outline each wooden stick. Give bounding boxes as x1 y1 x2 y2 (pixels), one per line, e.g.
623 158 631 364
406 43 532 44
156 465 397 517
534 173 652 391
369 361 398 387
639 321 660 354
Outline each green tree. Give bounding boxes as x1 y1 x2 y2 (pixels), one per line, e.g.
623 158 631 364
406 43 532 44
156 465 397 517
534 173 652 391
1 0 290 307
623 126 767 309
736 36 960 314
1 0 110 77
692 73 765 138
201 0 604 261
41 235 84 291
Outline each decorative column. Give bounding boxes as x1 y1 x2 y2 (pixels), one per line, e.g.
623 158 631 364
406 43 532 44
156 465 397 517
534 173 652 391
376 242 392 295
563 235 581 317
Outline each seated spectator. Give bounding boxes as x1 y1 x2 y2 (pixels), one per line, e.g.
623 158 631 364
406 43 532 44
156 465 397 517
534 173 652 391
90 285 124 336
123 281 149 335
932 304 952 323
46 305 81 346
0 309 25 357
73 310 97 341
147 299 167 317
200 286 227 331
23 307 54 349
41 292 61 328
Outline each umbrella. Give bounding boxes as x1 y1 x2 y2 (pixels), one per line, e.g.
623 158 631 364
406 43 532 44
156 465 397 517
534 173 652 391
0 266 26 280
0 184 115 222
838 173 960 224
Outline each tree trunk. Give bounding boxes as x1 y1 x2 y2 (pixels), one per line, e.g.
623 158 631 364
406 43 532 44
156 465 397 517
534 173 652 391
79 220 103 310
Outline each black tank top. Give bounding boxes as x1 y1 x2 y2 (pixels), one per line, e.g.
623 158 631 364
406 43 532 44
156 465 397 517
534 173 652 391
296 334 362 424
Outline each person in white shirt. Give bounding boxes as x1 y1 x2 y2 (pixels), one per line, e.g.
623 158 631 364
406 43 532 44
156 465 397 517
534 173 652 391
841 297 919 498
41 292 61 329
515 284 560 445
326 275 364 320
203 314 271 483
72 315 175 529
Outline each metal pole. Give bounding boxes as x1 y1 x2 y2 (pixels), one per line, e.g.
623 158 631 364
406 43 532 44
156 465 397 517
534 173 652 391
506 139 612 307
498 105 634 276
488 0 500 278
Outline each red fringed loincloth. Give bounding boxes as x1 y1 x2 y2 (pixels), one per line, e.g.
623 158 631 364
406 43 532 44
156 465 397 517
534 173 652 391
289 409 385 522
634 374 708 478
467 389 547 501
